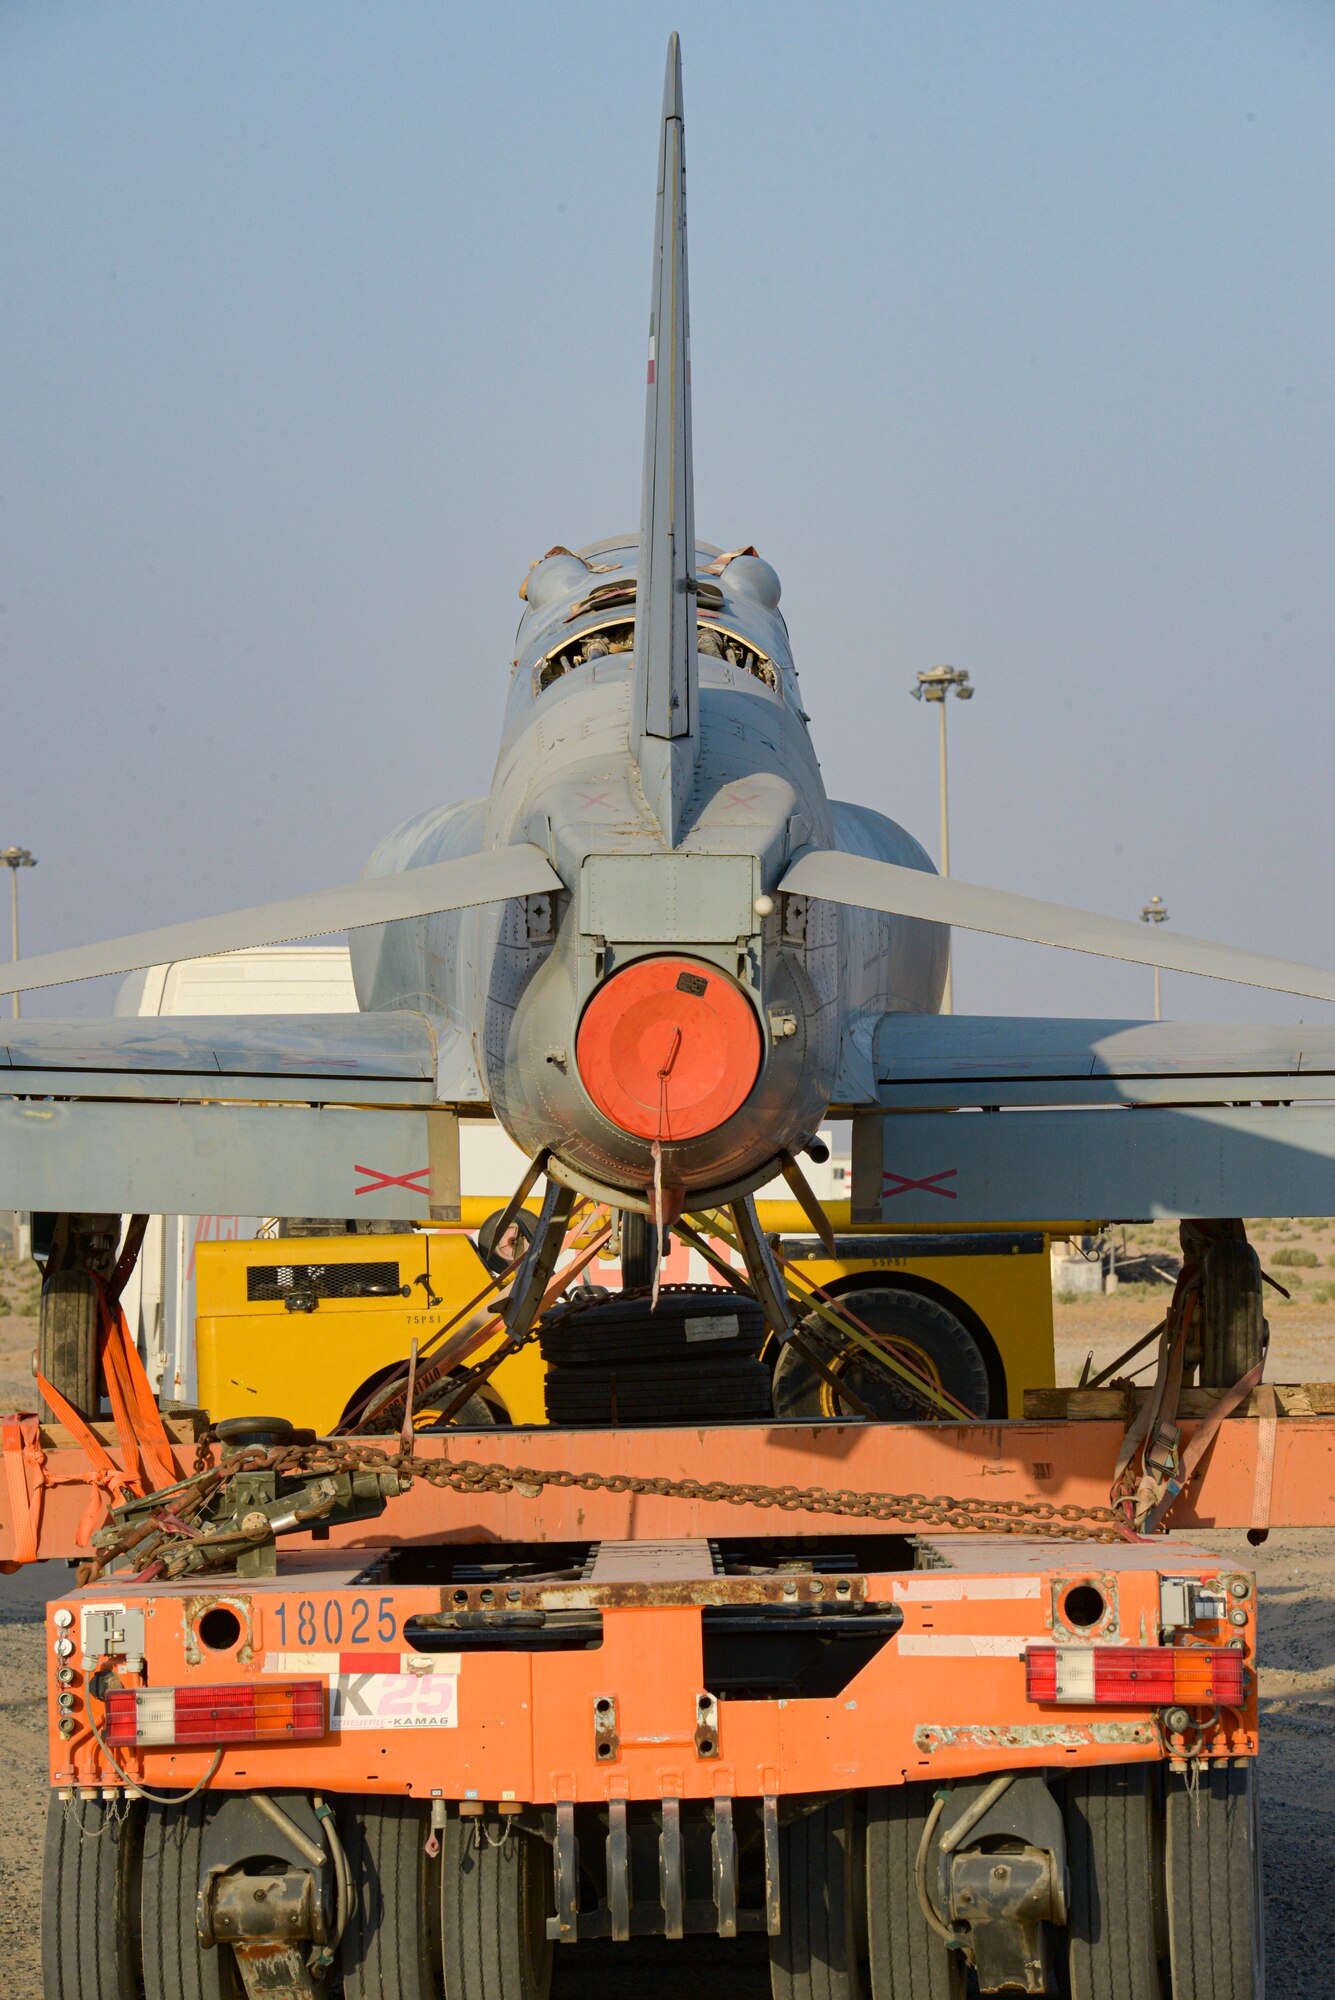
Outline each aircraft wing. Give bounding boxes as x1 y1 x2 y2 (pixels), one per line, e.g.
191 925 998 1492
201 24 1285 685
0 1012 473 1220
849 1014 1335 1226
3 843 561 998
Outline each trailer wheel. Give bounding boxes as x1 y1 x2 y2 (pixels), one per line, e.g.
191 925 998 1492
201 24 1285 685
864 1785 965 1999
37 1270 101 1421
341 1796 444 1999
440 1812 553 2000
1199 1237 1265 1388
771 1289 993 1421
1064 1767 1166 1999
41 1792 143 2000
141 1798 241 1999
769 1797 863 2000
1165 1762 1263 1998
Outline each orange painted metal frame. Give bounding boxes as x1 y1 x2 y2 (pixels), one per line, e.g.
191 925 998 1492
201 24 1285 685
8 1414 1335 1567
47 1544 1257 1804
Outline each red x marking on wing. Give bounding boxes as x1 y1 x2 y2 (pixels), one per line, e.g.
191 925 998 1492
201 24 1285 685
354 1165 432 1197
882 1168 957 1200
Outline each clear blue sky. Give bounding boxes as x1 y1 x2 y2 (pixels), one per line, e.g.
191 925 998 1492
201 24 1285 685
3 0 1332 1024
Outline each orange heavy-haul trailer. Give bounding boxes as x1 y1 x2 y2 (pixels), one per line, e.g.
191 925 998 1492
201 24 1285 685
7 1197 1318 1997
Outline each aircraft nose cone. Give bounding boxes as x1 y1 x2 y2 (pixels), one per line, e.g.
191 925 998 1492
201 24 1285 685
575 956 762 1142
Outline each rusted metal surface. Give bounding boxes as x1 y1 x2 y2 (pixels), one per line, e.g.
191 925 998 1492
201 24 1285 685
430 1571 868 1613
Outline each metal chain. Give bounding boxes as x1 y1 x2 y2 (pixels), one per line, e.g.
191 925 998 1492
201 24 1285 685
98 1435 1123 1574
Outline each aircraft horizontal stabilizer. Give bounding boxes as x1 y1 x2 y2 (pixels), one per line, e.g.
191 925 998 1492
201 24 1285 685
781 850 1335 1004
2 843 562 996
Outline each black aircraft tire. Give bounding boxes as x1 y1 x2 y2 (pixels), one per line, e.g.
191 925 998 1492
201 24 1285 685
440 1813 554 2000
769 1797 862 2000
1200 1238 1266 1389
539 1285 767 1367
41 1792 144 2000
544 1355 774 1426
1165 1763 1263 1999
341 1796 444 2000
620 1211 659 1290
1064 1767 1165 2000
141 1799 241 2000
37 1270 101 1422
864 1785 966 2000
771 1288 993 1422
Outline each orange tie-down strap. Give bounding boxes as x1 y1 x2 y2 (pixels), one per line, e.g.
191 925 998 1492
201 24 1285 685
1 1285 181 1562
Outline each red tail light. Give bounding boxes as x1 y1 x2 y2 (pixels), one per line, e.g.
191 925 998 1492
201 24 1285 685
1025 1645 1244 1707
104 1680 325 1747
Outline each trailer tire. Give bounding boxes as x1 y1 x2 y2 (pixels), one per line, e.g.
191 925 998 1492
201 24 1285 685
771 1289 992 1422
37 1270 101 1422
440 1813 553 2000
1200 1237 1265 1389
1064 1766 1165 2000
1165 1762 1263 1998
141 1798 241 2000
341 1796 444 1999
41 1792 143 2000
864 1785 965 1999
769 1797 863 2000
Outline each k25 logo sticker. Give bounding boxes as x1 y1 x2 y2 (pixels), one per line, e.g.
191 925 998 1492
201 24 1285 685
330 1671 458 1731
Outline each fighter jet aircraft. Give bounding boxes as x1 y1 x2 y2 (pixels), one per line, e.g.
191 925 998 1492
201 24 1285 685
7 37 1335 1386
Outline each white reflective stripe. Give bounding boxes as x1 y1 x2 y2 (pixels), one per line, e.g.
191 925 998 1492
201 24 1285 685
132 1689 177 1745
897 1634 1030 1657
263 1653 340 1674
892 1577 1042 1602
1052 1649 1097 1703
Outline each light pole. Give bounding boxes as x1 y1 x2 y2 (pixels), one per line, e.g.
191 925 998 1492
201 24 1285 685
912 665 974 1013
2 847 37 1020
1141 894 1169 1021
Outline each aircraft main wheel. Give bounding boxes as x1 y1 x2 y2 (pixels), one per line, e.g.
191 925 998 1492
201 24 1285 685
769 1797 864 2000
1063 1766 1166 1999
141 1798 242 2000
864 1784 966 1999
1199 1238 1265 1388
37 1269 101 1421
441 1812 553 2000
41 1792 143 2000
1164 1762 1263 1998
771 1288 993 1422
341 1796 444 1999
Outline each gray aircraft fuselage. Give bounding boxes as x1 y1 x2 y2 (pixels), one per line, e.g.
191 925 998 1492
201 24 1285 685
350 533 946 1206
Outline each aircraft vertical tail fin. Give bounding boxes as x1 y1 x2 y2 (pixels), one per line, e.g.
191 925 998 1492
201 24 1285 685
631 33 698 848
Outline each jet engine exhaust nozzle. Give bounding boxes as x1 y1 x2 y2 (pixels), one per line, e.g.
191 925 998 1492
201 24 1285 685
575 957 762 1143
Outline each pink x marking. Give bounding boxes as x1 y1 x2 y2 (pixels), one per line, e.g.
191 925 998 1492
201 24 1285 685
726 788 761 810
577 789 612 807
355 1164 432 1197
883 1168 957 1201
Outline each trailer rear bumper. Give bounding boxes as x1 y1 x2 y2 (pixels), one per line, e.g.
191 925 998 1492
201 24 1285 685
47 1534 1256 1800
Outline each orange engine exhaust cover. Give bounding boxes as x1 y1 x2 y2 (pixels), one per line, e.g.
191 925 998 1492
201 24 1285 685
576 956 763 1142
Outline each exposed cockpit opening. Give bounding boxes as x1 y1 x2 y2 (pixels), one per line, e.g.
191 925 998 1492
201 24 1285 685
536 617 781 696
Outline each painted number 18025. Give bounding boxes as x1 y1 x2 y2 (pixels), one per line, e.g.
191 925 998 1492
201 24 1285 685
272 1597 397 1647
